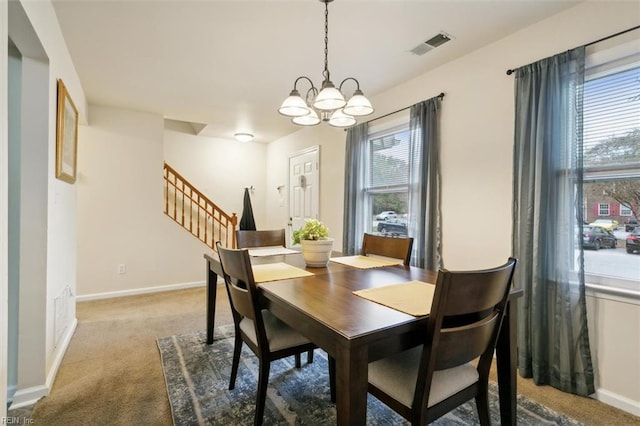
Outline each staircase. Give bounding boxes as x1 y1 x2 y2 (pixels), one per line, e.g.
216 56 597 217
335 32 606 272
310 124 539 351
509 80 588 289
163 162 237 250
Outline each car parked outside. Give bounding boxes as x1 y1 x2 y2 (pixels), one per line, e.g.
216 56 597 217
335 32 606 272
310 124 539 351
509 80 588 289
626 229 640 254
377 219 408 236
588 219 619 231
625 218 639 232
582 226 617 250
375 211 397 221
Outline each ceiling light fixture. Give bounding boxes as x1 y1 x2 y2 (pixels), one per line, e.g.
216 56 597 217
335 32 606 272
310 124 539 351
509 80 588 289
278 0 374 128
234 132 254 142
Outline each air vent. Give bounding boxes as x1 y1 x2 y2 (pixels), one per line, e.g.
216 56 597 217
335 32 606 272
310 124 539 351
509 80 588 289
410 31 453 56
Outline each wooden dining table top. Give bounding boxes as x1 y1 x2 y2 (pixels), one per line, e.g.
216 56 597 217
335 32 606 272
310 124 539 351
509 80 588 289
253 253 437 345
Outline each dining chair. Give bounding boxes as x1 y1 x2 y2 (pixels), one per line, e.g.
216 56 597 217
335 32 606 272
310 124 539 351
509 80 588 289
236 229 286 249
361 233 414 265
235 228 314 363
216 243 318 426
367 257 517 425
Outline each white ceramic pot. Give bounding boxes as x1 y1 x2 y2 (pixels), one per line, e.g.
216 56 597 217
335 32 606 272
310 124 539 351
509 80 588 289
300 238 334 267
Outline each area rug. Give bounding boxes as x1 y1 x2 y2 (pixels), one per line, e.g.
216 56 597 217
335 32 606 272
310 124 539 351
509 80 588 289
158 326 583 425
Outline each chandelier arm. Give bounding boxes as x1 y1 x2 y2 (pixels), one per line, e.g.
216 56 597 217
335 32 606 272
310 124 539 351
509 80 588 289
293 76 317 91
338 77 361 92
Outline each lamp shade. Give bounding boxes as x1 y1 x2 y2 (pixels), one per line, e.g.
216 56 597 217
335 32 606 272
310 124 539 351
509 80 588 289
278 90 309 117
328 109 356 127
313 84 346 111
292 107 321 126
343 92 374 116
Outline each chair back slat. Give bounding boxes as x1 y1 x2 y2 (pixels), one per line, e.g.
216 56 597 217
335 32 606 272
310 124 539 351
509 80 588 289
435 312 499 370
226 280 256 320
237 229 286 249
217 244 259 321
361 233 414 265
438 262 516 317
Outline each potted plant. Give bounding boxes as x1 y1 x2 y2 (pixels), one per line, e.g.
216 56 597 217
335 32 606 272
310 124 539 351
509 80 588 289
293 219 334 267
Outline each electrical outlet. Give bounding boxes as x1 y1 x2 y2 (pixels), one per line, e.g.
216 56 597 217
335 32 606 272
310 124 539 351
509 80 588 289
118 264 126 274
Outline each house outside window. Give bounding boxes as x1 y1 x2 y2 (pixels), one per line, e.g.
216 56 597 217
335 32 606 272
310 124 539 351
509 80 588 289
620 205 632 216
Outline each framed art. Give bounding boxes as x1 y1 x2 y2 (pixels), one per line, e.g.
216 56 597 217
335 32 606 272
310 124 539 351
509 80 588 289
55 79 79 183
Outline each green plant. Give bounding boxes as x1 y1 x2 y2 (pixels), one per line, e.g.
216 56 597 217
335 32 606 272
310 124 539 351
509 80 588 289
292 219 330 244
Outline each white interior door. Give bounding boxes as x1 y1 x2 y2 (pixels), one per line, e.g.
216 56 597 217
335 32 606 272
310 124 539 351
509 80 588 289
289 146 319 244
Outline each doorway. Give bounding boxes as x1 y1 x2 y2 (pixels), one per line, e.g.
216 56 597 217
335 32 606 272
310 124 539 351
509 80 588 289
288 146 319 243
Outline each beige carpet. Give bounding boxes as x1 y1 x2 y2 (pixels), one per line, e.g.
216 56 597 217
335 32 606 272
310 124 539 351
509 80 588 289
28 286 638 426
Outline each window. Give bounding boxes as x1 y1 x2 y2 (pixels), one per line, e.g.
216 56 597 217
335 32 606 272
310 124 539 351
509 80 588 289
597 203 610 216
366 126 410 236
583 45 639 293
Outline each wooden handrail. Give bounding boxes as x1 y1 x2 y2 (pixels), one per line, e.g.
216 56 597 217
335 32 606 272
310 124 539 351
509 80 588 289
163 162 237 250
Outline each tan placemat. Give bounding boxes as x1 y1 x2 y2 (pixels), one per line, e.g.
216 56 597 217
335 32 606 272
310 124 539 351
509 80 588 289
247 246 299 257
353 280 435 316
330 255 402 269
252 262 314 283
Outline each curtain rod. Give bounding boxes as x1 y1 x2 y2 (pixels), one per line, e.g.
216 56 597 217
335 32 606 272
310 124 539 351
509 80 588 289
505 25 640 75
353 92 445 128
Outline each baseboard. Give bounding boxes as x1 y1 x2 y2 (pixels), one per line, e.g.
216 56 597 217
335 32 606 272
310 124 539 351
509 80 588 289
76 280 208 302
8 318 78 410
595 388 640 417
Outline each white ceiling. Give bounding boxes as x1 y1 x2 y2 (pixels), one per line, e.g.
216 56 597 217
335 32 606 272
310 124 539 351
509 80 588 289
52 0 580 143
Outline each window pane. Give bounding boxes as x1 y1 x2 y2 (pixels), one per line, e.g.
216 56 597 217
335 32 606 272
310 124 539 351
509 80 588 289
370 192 408 235
583 62 640 287
370 129 410 188
584 67 640 170
367 127 410 236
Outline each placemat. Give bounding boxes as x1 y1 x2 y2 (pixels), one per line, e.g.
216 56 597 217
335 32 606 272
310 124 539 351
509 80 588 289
353 280 435 316
329 255 402 269
247 246 299 257
252 262 314 283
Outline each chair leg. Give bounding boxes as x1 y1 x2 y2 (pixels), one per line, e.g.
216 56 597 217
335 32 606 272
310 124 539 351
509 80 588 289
307 349 314 364
229 336 243 390
328 356 336 403
475 380 491 426
254 360 271 426
295 353 301 368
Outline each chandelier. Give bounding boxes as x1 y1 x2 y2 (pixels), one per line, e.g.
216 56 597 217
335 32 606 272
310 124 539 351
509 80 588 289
278 0 374 127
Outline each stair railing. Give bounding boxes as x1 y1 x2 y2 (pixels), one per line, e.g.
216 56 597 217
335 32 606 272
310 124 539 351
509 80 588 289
163 162 237 250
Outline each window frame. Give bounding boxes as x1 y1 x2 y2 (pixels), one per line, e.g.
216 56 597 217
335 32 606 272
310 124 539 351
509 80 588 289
364 123 411 236
582 45 640 301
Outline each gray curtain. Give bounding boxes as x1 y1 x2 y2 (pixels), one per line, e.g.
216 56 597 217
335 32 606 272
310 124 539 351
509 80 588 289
343 122 369 255
512 47 595 396
408 98 442 269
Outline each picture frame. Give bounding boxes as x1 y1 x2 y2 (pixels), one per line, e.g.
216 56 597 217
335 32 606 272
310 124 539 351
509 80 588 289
55 79 79 183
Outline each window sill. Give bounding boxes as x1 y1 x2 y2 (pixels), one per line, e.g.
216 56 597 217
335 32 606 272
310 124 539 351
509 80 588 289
585 274 640 305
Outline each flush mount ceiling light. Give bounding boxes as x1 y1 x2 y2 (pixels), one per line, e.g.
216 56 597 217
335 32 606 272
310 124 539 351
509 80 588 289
278 0 374 128
234 132 254 142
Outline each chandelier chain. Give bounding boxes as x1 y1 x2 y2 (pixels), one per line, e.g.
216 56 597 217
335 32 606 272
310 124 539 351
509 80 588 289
323 0 330 81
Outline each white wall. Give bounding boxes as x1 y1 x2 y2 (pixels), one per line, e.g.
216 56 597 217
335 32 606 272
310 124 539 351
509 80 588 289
76 106 208 298
265 125 345 249
2 0 86 408
164 129 268 227
263 1 640 415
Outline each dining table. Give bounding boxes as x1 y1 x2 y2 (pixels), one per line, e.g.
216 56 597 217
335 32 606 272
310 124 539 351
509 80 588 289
204 251 523 426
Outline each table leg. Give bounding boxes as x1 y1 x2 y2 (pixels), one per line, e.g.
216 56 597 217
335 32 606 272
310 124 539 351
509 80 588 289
496 299 517 425
335 345 368 426
206 260 218 345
